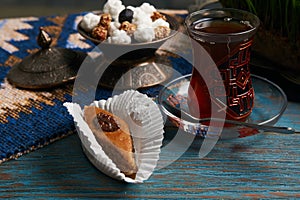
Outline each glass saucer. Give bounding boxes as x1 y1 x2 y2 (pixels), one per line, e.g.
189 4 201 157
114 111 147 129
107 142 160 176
158 74 288 139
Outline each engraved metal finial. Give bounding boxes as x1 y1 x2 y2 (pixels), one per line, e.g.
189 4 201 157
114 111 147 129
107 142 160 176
37 27 52 49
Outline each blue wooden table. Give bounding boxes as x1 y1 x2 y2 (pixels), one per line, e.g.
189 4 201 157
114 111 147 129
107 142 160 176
0 10 300 199
0 103 299 199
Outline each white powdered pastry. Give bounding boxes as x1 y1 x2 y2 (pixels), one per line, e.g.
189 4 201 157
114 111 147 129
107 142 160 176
103 0 125 21
107 29 131 44
132 7 152 27
81 13 101 32
134 27 155 43
152 18 170 29
63 90 164 183
109 21 121 35
139 2 157 16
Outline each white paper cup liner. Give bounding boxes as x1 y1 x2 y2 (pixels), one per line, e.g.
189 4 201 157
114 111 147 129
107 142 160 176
64 90 164 183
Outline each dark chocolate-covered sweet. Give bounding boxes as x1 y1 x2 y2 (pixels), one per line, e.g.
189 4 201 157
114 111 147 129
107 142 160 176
118 8 134 23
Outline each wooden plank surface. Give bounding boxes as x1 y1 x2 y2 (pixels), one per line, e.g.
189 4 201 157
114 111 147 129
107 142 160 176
1 115 299 199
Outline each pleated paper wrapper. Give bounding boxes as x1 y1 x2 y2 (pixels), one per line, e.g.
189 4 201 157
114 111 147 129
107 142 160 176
64 90 164 183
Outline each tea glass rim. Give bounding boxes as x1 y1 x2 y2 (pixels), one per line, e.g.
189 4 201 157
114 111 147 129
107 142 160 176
185 8 260 40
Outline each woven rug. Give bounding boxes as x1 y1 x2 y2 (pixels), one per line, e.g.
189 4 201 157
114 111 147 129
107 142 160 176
0 11 191 163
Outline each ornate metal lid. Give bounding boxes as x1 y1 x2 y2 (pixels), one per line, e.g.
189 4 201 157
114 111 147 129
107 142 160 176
7 27 87 89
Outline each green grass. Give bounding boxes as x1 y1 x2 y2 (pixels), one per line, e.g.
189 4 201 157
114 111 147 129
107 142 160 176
219 0 300 44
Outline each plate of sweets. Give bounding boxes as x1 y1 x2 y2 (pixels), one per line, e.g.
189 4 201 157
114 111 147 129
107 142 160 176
77 0 179 59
